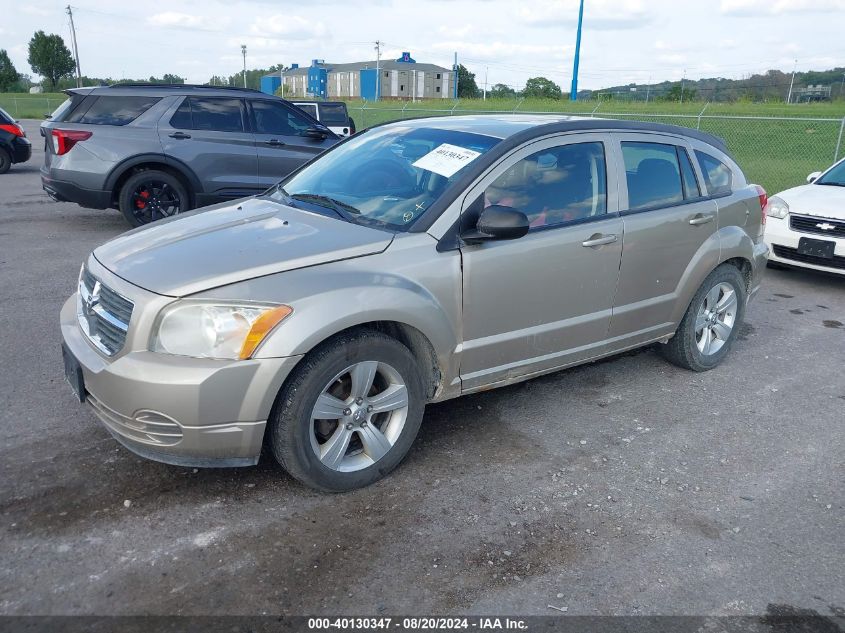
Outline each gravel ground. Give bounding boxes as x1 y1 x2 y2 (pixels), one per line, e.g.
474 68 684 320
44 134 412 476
1 120 843 617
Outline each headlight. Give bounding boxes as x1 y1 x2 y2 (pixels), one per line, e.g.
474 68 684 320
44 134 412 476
765 196 789 219
152 302 292 360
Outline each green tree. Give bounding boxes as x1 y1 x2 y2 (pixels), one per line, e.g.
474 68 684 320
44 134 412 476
522 76 563 99
662 83 698 102
27 31 75 90
488 83 516 99
0 49 20 92
456 64 480 98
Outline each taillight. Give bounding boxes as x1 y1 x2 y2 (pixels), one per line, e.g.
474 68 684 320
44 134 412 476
52 129 92 155
754 184 767 226
0 123 25 138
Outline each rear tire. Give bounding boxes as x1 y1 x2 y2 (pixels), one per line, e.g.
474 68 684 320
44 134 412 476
660 264 747 372
269 330 425 492
0 148 11 174
118 169 189 227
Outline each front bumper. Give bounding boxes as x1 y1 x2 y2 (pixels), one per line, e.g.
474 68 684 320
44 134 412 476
765 215 845 275
60 294 303 467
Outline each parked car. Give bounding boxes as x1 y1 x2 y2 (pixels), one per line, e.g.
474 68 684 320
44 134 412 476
290 100 356 137
60 115 768 491
40 84 338 226
0 106 32 174
764 157 845 275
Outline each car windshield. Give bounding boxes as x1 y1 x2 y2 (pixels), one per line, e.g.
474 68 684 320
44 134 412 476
269 125 501 230
816 160 845 187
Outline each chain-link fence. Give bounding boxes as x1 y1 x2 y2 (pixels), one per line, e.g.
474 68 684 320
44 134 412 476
0 96 64 120
349 103 845 195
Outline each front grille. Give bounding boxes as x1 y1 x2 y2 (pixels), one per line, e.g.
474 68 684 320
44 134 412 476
772 245 845 270
78 268 134 355
789 214 845 238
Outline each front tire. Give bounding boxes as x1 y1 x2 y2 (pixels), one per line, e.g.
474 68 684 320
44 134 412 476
661 264 747 372
118 170 189 227
269 330 425 492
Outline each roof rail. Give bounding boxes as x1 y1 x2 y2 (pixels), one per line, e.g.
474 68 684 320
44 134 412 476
106 83 265 93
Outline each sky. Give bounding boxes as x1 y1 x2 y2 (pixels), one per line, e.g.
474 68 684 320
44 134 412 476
1 0 844 91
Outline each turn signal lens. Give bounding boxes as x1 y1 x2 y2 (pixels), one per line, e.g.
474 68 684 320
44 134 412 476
239 305 294 359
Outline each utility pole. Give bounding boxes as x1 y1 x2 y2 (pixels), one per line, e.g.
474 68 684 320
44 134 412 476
280 65 285 96
453 52 458 99
645 75 651 103
374 40 382 101
483 66 488 100
786 58 797 104
66 5 82 88
241 45 247 88
840 72 845 98
570 0 585 101
680 69 686 104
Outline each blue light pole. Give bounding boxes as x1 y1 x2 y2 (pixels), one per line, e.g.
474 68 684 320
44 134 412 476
570 0 584 101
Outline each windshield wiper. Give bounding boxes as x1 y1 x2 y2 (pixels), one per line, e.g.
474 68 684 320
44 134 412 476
817 181 845 187
290 193 361 221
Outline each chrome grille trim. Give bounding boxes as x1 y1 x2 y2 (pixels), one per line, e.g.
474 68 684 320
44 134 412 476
77 268 134 356
789 213 845 238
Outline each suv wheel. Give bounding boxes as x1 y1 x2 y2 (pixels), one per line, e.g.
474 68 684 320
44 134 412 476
270 330 425 492
0 148 11 174
119 170 189 227
660 264 747 372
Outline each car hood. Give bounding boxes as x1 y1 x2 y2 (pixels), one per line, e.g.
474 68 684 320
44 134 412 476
93 197 394 297
777 184 845 220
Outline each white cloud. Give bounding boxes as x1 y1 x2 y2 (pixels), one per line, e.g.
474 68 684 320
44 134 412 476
251 15 327 40
721 0 845 14
516 0 650 29
431 40 570 59
147 12 226 31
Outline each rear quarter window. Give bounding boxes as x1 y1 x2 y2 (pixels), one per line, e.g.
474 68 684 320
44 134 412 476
66 96 161 126
695 150 733 196
318 103 348 125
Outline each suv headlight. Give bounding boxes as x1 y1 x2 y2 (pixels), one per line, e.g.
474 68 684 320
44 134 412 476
152 302 292 360
765 196 789 219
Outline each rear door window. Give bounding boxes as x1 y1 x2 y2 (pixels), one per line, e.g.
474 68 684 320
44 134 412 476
621 141 684 211
66 96 161 126
695 150 733 196
188 98 244 132
317 103 348 125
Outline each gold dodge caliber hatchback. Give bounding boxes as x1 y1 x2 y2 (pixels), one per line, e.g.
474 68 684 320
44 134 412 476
61 115 769 491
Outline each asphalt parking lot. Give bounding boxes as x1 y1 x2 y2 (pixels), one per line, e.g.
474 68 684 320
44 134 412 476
1 120 843 617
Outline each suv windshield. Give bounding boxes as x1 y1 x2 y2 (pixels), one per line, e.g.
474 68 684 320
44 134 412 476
270 125 500 230
816 161 845 187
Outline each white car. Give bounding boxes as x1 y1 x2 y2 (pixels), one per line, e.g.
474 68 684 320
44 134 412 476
764 157 845 275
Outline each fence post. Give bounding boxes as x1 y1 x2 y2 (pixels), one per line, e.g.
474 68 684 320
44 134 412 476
696 102 710 130
835 116 845 162
13 97 18 118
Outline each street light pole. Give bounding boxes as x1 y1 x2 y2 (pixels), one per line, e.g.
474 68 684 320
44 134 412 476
570 0 584 101
241 45 247 88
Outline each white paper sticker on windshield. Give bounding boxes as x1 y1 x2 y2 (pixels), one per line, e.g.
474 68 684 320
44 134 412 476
412 143 482 178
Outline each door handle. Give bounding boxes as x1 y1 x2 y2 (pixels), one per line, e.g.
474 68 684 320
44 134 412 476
582 233 618 248
265 139 286 146
168 132 191 139
689 214 715 226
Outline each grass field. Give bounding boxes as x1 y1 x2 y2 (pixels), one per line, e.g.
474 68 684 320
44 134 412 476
4 92 843 193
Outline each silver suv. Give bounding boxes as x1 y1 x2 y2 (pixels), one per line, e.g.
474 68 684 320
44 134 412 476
60 115 769 491
41 84 337 226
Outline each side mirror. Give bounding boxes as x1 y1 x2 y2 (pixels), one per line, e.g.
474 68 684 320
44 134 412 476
462 205 530 244
303 126 328 140
807 171 822 183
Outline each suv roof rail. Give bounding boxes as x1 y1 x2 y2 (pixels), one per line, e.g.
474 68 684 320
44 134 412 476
105 83 267 93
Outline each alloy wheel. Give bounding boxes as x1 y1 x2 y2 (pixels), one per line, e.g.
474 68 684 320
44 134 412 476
309 361 409 472
130 180 182 224
695 282 738 356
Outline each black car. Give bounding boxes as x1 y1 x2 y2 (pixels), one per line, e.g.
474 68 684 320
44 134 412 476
0 106 32 174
